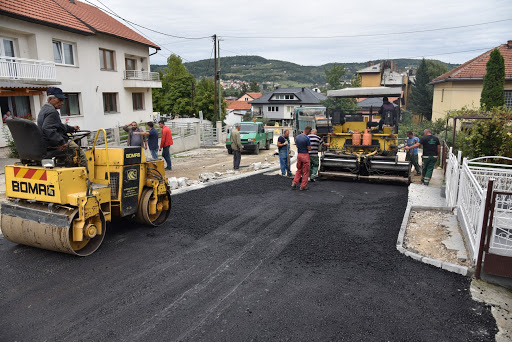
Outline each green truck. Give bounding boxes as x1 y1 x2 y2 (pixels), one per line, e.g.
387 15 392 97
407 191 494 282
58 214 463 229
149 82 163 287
226 121 274 155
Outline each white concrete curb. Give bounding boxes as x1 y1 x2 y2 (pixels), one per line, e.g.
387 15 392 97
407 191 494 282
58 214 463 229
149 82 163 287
171 154 298 196
396 204 472 277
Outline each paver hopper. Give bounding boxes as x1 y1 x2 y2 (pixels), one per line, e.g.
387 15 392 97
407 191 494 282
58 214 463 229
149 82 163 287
319 87 410 184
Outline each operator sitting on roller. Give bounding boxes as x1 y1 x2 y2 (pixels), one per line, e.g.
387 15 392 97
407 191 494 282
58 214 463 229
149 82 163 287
37 87 88 171
377 97 396 132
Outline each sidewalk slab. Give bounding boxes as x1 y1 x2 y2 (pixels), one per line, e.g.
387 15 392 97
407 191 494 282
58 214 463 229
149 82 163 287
397 167 471 277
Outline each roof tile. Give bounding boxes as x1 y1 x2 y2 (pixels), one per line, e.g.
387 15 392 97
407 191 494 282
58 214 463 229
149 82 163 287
433 43 512 83
0 0 159 48
228 100 252 110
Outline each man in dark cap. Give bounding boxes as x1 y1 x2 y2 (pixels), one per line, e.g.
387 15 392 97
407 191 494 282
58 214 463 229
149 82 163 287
37 87 87 170
377 96 396 131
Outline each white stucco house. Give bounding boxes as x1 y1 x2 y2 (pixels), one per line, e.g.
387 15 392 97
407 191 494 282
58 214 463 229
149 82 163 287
249 87 327 125
0 0 161 147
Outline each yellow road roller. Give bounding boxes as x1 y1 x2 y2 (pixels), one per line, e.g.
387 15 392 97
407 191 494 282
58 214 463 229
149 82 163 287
1 118 171 256
319 87 410 184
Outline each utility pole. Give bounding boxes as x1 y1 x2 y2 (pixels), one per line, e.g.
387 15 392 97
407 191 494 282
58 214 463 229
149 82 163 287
218 39 222 123
213 34 217 122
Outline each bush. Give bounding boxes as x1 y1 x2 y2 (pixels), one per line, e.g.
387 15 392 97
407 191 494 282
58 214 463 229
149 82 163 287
2 125 18 158
398 117 452 142
449 106 512 160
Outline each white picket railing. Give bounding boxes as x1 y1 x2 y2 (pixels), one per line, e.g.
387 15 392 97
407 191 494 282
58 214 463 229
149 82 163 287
489 192 512 257
445 148 462 207
0 56 56 81
467 156 512 192
123 70 160 81
457 159 486 260
457 156 512 261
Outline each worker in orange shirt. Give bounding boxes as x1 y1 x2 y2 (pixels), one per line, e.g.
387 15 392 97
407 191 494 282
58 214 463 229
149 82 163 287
158 119 173 170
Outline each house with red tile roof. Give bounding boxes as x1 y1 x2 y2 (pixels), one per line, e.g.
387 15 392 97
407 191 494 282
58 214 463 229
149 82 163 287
237 92 262 102
430 40 512 121
225 100 252 126
0 0 161 146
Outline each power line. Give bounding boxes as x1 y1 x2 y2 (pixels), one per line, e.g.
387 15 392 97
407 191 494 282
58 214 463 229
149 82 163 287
204 45 215 77
84 0 211 40
86 0 193 62
221 18 512 39
398 47 494 59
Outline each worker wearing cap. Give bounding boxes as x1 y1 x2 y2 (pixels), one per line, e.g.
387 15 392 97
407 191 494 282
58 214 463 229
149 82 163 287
37 87 88 170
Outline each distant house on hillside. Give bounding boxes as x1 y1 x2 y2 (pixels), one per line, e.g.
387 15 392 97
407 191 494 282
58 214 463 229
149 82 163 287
249 87 326 125
430 40 512 121
238 92 262 102
356 61 413 108
0 0 161 147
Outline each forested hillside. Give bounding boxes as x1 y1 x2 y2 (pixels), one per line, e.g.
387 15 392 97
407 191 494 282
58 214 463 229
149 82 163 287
151 55 458 88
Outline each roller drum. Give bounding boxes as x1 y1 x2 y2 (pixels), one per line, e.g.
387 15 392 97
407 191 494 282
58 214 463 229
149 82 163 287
1 201 105 256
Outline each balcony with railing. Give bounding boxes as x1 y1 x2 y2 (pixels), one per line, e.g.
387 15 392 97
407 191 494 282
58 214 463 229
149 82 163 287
123 70 161 88
0 56 57 83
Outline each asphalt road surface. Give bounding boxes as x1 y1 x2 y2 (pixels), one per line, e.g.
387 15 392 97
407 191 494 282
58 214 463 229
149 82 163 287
0 175 497 341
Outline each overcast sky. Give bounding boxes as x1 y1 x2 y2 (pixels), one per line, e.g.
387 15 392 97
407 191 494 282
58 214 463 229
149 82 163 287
92 0 511 66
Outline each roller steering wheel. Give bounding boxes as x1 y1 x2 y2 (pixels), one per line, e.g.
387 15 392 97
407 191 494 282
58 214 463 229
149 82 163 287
69 130 91 141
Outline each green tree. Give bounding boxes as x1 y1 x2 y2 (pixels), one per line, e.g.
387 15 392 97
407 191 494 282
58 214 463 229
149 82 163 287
408 58 448 121
480 48 505 110
452 107 512 158
195 77 226 122
153 54 195 116
324 63 345 89
249 80 260 92
321 63 359 112
239 82 249 97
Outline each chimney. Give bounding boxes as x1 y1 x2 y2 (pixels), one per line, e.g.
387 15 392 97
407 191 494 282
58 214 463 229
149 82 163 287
508 40 512 48
69 0 75 3
302 87 305 92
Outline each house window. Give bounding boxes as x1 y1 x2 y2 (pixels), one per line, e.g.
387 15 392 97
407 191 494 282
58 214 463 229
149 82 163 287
132 93 144 110
273 94 295 100
0 38 15 57
267 106 279 112
125 58 136 70
99 48 115 71
53 40 75 65
60 93 80 116
504 90 512 110
287 106 295 113
103 93 118 113
11 96 31 118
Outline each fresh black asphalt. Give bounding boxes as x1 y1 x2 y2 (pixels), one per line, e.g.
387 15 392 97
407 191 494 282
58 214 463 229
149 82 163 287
0 174 498 341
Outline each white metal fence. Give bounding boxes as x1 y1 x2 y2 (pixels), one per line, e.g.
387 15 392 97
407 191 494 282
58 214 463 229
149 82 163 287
0 57 56 81
457 158 486 260
457 156 512 261
123 70 160 81
489 192 512 257
200 123 218 146
445 148 462 207
168 122 197 138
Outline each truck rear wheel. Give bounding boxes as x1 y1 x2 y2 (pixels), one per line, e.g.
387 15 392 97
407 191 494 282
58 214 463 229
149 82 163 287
227 146 233 154
265 140 270 150
254 143 259 155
